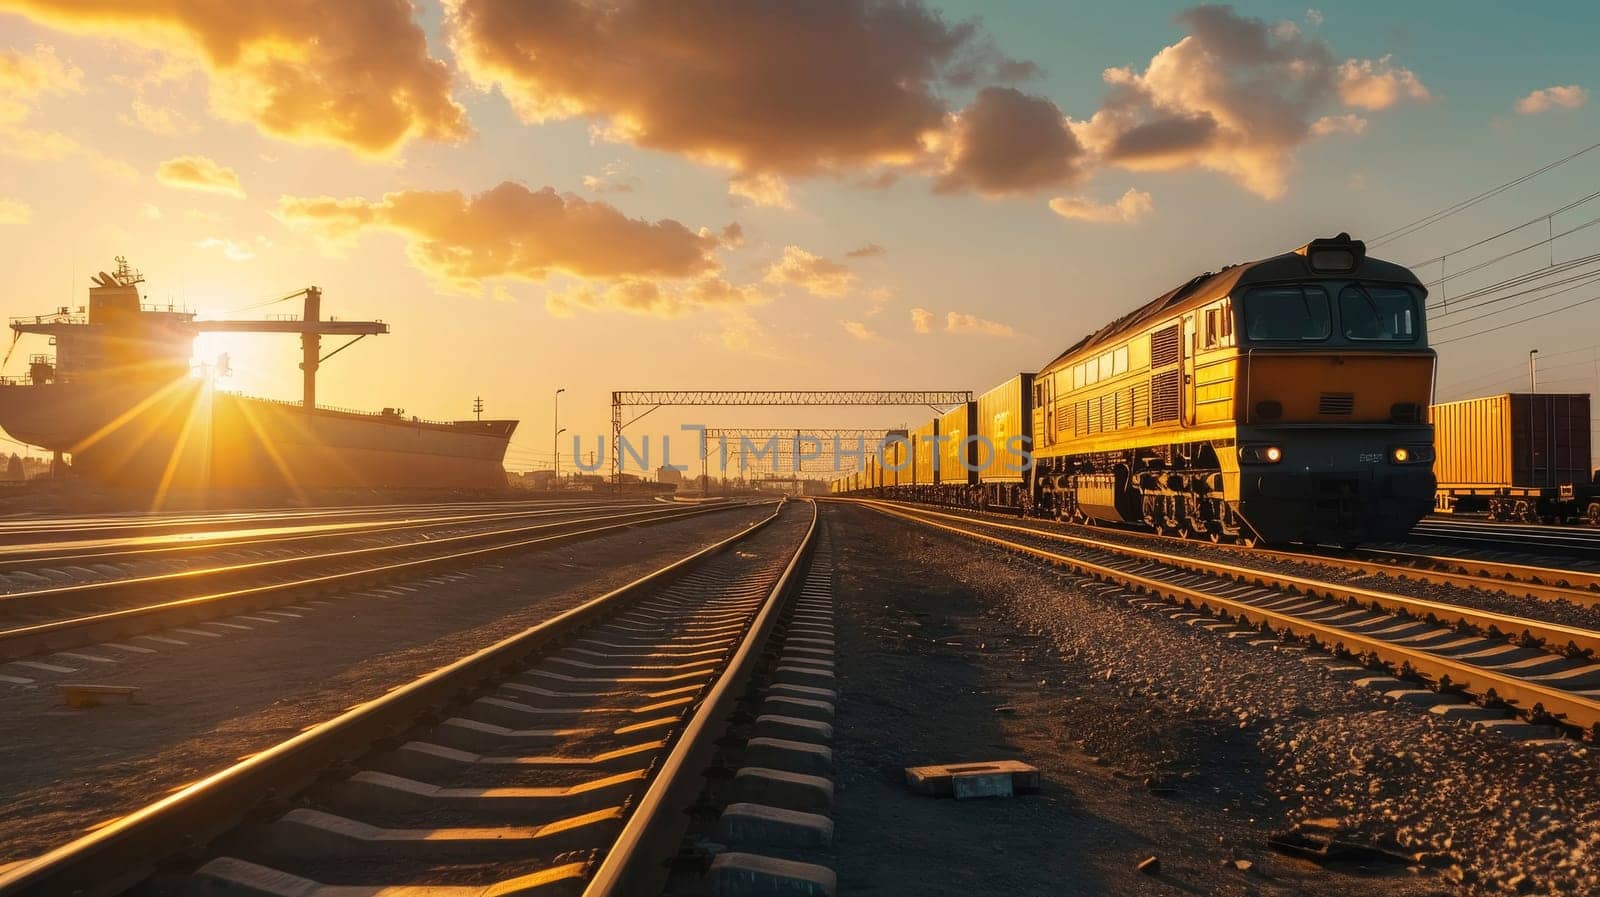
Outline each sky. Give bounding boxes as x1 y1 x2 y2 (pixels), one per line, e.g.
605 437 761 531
0 0 1596 475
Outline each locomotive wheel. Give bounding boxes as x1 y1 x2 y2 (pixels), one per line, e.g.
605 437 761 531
1588 502 1600 527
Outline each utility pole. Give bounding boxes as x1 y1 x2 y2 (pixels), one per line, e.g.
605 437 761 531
472 396 484 421
553 387 566 482
1529 348 1539 393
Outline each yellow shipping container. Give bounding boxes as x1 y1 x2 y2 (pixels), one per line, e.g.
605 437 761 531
911 420 938 484
939 402 978 486
977 374 1035 483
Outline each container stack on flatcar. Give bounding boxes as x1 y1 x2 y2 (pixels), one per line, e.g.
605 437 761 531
1432 393 1599 524
835 233 1450 546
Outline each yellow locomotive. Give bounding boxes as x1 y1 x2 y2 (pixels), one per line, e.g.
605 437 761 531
839 234 1438 546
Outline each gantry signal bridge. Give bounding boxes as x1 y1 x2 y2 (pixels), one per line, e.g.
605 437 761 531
609 390 971 483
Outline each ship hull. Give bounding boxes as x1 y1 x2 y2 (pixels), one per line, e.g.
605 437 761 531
0 380 516 493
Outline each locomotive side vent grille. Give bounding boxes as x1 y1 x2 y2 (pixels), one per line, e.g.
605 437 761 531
1150 325 1181 368
1318 392 1355 415
1151 369 1181 422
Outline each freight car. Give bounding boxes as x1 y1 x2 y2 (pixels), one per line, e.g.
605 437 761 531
1432 393 1600 524
853 234 1439 546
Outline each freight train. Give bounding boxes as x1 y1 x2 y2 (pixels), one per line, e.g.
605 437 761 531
832 234 1441 546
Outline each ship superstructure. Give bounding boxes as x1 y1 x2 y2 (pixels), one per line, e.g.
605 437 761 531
0 259 517 495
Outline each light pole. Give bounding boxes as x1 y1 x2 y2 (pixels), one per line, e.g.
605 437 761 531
553 387 566 484
1529 349 1538 393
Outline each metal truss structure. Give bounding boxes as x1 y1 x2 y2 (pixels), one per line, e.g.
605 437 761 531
609 390 971 482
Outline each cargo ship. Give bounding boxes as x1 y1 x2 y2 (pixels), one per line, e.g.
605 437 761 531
0 259 517 495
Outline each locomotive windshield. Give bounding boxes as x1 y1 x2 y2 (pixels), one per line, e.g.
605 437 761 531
1242 285 1331 341
1339 284 1418 341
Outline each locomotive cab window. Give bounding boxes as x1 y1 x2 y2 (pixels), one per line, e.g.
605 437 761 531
1243 285 1331 341
1339 285 1418 342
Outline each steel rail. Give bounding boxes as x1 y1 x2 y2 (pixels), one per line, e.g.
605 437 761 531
0 498 578 545
854 500 1600 658
862 501 1600 737
1349 546 1600 594
1040 514 1600 603
585 500 817 896
0 502 721 622
844 499 1600 608
0 501 752 662
0 499 660 573
0 500 795 897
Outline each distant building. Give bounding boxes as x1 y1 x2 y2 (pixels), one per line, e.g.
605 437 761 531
656 466 684 486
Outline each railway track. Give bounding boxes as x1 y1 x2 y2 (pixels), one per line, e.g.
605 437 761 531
0 497 816 897
873 502 1600 606
0 498 586 546
0 499 649 575
0 500 749 663
1403 518 1600 560
855 500 1600 740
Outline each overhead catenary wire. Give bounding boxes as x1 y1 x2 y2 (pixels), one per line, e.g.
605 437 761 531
1371 140 1600 248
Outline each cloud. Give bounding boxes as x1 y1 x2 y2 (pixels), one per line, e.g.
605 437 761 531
910 307 933 333
196 236 261 261
0 43 81 120
0 197 31 224
945 310 1014 337
447 0 1031 193
728 173 793 209
1310 113 1368 136
1336 56 1430 110
846 243 886 258
840 320 879 341
1072 6 1429 198
1305 8 1323 27
936 87 1086 195
0 0 468 156
1048 188 1153 223
157 155 244 197
1516 85 1588 115
279 181 740 308
582 160 637 194
763 246 857 298
0 44 139 179
122 100 194 136
545 275 764 318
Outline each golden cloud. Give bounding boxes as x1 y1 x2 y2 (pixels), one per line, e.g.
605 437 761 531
1072 6 1428 199
945 310 1014 337
0 197 31 224
447 0 1030 189
0 43 137 179
840 320 879 342
937 87 1086 196
1049 188 1153 224
280 181 751 312
763 246 857 298
157 154 244 197
546 276 765 318
910 307 933 334
1515 85 1588 115
1336 56 1430 110
0 0 468 155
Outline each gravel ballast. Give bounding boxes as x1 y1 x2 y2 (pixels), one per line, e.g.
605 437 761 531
827 503 1599 897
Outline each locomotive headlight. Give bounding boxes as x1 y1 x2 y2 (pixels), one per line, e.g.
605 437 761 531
1390 444 1434 464
1240 444 1283 464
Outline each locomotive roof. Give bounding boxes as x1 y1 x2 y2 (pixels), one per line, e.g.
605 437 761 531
1040 235 1425 375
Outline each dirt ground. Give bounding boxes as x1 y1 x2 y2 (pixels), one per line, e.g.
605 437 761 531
0 504 773 864
824 503 1484 897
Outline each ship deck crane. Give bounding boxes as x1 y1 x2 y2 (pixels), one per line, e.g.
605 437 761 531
191 287 388 410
